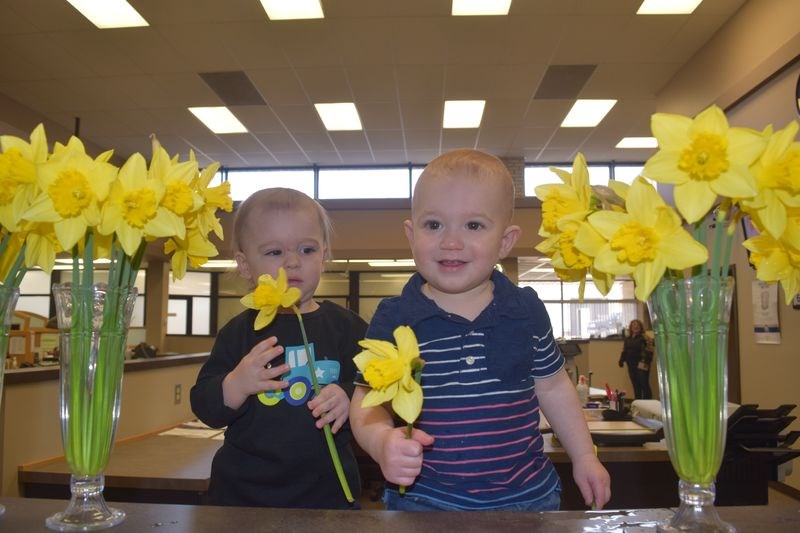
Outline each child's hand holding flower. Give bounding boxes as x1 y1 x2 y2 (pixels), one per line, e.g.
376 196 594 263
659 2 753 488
355 325 430 492
307 384 349 433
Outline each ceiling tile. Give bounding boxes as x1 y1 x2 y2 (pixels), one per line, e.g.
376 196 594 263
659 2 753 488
348 66 399 103
330 131 370 152
405 130 440 151
255 131 302 153
295 66 353 102
358 102 402 130
290 131 335 152
365 130 405 151
400 100 441 131
248 69 308 106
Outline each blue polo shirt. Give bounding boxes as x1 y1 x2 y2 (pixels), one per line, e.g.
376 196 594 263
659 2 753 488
359 270 564 510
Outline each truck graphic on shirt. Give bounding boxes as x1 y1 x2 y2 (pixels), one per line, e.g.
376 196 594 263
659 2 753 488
257 343 340 407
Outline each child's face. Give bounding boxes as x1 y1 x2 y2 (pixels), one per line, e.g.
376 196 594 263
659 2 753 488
404 173 519 298
234 205 326 312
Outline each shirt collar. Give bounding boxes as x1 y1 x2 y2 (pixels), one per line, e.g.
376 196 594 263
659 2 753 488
398 270 527 327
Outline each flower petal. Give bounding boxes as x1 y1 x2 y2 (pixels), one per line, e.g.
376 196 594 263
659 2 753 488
673 180 717 223
357 338 400 360
392 381 423 425
394 326 419 362
361 385 398 408
254 307 276 330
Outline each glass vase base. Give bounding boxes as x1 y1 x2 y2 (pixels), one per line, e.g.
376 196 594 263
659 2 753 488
45 475 125 531
658 481 735 533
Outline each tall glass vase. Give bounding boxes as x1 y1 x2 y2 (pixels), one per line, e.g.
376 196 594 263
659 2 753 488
47 283 137 532
0 285 20 518
647 274 736 533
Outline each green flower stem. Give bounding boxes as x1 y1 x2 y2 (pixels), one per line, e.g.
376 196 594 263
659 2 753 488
652 275 728 485
399 367 423 496
292 305 354 503
0 239 27 289
63 234 131 476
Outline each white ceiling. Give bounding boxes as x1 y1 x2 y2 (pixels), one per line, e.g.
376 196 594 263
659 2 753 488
0 0 792 170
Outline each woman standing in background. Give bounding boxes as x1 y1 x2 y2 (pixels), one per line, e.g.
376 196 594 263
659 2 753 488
618 319 653 399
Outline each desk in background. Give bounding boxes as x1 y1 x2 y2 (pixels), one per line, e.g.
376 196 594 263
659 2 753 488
19 435 222 505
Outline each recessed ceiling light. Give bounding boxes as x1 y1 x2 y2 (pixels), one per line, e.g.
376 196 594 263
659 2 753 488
259 0 324 20
65 0 149 28
314 103 363 131
443 100 486 128
560 99 617 127
637 0 703 15
452 0 512 16
616 137 658 149
188 107 248 134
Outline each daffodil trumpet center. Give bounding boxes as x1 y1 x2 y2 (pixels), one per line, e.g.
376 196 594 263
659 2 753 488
163 182 194 215
678 133 729 182
50 169 93 217
122 189 158 229
363 359 406 391
610 222 659 265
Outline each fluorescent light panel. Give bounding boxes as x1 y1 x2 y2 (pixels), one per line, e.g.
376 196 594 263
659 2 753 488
259 0 323 20
616 137 658 149
314 103 363 131
367 260 417 268
188 107 248 134
637 0 703 15
55 258 111 264
443 100 486 128
66 0 149 28
452 0 512 16
200 260 239 269
561 99 617 127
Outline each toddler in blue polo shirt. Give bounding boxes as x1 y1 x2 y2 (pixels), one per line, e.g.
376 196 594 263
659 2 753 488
350 149 610 511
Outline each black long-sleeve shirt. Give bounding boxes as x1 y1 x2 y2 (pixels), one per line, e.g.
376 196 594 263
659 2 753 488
191 301 367 508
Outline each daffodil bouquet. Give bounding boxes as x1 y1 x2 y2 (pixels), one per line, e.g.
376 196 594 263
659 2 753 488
354 325 424 493
535 104 799 304
535 105 799 497
240 268 354 503
1 123 232 478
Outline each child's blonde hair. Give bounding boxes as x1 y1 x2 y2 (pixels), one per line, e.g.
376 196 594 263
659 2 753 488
413 149 515 221
232 188 333 261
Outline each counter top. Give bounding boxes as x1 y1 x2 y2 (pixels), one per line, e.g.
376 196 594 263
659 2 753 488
0 498 797 532
3 352 209 384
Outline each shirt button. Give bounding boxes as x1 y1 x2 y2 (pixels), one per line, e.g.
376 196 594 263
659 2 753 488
465 356 475 365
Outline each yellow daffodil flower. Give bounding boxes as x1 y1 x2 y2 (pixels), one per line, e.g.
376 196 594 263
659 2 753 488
98 153 185 257
22 222 60 273
0 124 47 232
741 121 800 238
24 137 117 251
354 325 424 425
644 105 766 223
149 138 204 218
190 157 231 241
535 153 593 237
164 227 219 281
240 268 302 330
743 216 800 305
535 154 614 297
583 178 708 301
